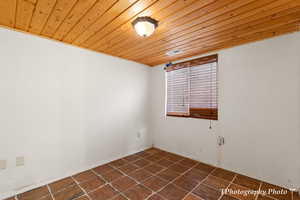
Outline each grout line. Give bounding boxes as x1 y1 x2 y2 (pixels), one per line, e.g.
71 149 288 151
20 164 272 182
202 174 236 192
181 167 218 200
85 154 157 199
18 185 55 200
132 155 187 200
108 151 182 200
144 156 198 199
255 182 263 200
47 177 80 195
106 152 160 200
3 149 164 200
9 148 289 200
81 171 110 194
71 176 92 200
46 185 55 200
216 174 238 200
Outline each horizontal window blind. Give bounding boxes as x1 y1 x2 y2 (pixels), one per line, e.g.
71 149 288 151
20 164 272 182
166 54 218 120
166 67 189 116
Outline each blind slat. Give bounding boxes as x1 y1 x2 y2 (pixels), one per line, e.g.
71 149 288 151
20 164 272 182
166 55 218 120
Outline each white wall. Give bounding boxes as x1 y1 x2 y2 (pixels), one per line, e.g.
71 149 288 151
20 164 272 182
150 32 300 189
0 28 151 198
0 27 299 199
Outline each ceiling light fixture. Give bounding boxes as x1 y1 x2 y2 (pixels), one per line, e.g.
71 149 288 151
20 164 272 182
132 16 158 37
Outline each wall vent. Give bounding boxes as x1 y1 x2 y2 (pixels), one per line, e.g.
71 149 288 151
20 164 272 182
166 49 183 56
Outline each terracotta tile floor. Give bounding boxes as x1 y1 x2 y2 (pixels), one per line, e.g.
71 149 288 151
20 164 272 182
6 148 298 200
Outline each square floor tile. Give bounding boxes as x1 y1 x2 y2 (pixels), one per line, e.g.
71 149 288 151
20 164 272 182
293 192 300 200
148 194 165 200
174 174 199 191
156 159 174 167
260 182 292 200
142 176 168 191
165 154 185 162
145 148 162 155
184 194 203 200
211 168 236 182
112 194 128 200
169 164 191 174
193 184 222 200
256 195 275 200
203 175 230 190
123 184 152 200
80 177 106 193
179 159 198 168
158 184 188 200
40 196 53 200
12 148 296 200
53 184 84 200
157 169 180 182
118 164 139 174
123 155 141 162
162 152 177 157
48 177 75 194
144 164 165 174
101 169 124 182
194 162 216 174
75 196 90 200
220 195 240 200
129 169 152 182
109 159 128 168
17 186 50 200
73 170 98 183
89 185 118 200
93 164 114 176
227 184 257 200
111 176 137 192
145 155 163 162
155 151 169 158
135 151 151 158
132 159 151 168
233 174 261 190
184 168 209 182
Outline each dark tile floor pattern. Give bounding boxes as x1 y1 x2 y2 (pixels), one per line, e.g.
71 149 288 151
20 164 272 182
5 148 298 200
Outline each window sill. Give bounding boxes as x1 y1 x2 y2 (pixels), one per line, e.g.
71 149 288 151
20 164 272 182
166 114 218 120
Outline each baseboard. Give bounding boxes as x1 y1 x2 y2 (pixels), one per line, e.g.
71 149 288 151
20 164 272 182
0 145 151 199
152 145 299 192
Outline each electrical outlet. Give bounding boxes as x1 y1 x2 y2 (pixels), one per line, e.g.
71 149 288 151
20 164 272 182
0 160 6 169
16 156 25 166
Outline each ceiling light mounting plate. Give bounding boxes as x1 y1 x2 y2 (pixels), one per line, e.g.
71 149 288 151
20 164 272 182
166 49 183 56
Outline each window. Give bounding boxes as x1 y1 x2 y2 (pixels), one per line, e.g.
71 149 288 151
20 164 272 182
166 54 218 120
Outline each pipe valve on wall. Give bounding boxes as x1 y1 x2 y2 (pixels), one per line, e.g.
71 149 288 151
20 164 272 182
217 136 225 146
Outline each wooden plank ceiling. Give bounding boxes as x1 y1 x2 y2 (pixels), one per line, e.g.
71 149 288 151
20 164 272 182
0 0 299 66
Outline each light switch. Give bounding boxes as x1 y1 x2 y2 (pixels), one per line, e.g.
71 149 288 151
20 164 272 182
0 160 6 169
16 156 25 166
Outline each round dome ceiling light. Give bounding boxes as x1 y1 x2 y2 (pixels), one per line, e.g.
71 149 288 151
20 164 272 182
132 16 159 37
